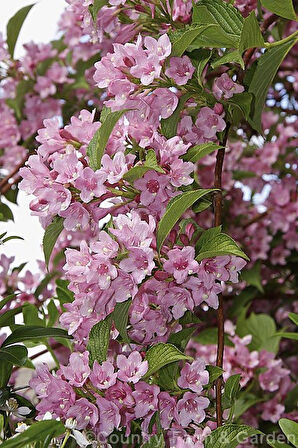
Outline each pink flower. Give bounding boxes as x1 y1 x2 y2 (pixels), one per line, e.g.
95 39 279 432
105 381 135 408
213 73 244 100
261 398 285 423
132 382 160 418
60 202 90 231
176 392 209 426
96 397 121 436
117 351 148 383
149 88 179 119
158 392 176 430
90 231 119 258
163 247 198 284
130 53 161 86
66 398 98 429
74 167 107 202
94 58 124 89
29 363 53 398
119 247 155 283
87 257 118 289
178 359 209 393
259 359 290 392
59 351 90 387
135 171 169 207
101 152 128 184
169 159 194 187
53 150 83 184
90 360 117 390
196 107 226 139
34 76 56 99
36 377 76 418
144 34 171 61
165 56 195 86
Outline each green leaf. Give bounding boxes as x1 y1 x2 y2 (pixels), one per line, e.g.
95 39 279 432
194 327 234 347
113 299 131 343
0 294 16 311
87 317 111 366
261 0 297 20
6 4 35 57
157 189 215 253
248 39 296 132
56 279 74 304
267 441 292 448
206 365 224 384
183 143 222 163
157 362 181 391
124 150 164 184
2 326 72 347
142 434 165 448
241 261 264 292
6 80 34 121
222 374 241 409
161 93 192 139
211 49 244 69
87 109 127 170
279 419 298 447
239 12 265 53
43 216 64 268
227 92 253 124
196 49 212 87
196 227 249 261
234 393 265 419
277 332 298 340
144 343 191 378
0 420 65 448
192 0 243 48
0 345 28 366
89 0 107 21
0 363 12 388
34 272 58 299
47 300 59 327
236 312 279 353
22 304 45 327
204 424 262 448
289 313 298 326
170 25 212 57
168 327 196 350
0 307 23 328
0 202 14 222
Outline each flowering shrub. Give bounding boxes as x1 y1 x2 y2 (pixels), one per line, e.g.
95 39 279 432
0 0 297 447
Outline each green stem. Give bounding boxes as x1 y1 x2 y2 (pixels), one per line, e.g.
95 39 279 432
60 430 71 448
265 30 298 48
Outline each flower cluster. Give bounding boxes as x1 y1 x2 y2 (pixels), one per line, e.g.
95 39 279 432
30 350 210 443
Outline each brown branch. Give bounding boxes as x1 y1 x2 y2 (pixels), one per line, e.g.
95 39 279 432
0 156 28 194
243 210 269 229
214 124 230 428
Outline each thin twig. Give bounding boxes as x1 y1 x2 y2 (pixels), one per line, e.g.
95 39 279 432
0 156 28 193
214 123 230 427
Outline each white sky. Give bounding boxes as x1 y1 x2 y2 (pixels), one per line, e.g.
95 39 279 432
0 0 66 271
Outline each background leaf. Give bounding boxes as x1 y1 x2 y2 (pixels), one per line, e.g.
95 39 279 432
6 4 35 57
43 216 64 267
87 317 111 366
144 343 191 378
261 0 297 20
248 39 296 132
2 326 72 347
87 109 127 170
0 420 65 448
157 189 215 253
